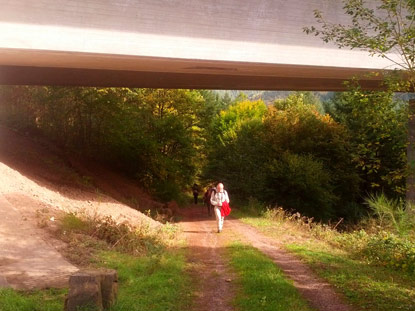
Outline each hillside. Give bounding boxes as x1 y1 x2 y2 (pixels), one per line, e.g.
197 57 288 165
0 125 162 289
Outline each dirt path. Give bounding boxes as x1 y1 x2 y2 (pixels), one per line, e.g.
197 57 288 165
179 206 353 311
178 206 236 311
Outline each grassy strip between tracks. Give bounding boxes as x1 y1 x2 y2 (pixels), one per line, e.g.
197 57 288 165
226 242 314 311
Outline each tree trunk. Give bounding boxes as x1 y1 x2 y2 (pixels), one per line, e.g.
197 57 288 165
406 99 415 203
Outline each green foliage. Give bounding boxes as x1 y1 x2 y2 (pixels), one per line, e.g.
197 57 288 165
203 99 268 198
364 232 415 274
204 93 360 220
265 152 336 219
211 99 267 144
274 91 324 114
332 229 415 275
61 213 89 232
227 242 313 311
263 95 360 219
326 84 408 197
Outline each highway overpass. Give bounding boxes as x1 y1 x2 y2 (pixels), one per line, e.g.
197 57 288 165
0 0 398 90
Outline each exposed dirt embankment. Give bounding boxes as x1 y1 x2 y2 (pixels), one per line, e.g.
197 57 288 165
0 126 161 289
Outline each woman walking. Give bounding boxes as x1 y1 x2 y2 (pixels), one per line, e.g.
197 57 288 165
210 183 230 233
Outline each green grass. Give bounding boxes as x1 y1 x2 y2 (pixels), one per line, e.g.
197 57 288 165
226 242 314 311
286 243 415 311
96 250 192 311
0 288 66 311
232 209 275 228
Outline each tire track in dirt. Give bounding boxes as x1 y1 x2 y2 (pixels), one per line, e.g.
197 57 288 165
178 206 235 311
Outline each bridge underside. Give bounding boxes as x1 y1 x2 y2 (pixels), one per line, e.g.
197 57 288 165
0 49 383 91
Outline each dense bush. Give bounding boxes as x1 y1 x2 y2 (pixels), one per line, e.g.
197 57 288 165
364 232 415 274
264 152 336 219
258 204 415 276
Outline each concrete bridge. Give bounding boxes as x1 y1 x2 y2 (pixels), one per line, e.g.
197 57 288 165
0 0 397 90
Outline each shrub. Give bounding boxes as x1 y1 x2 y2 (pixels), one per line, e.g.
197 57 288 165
59 213 178 256
363 232 415 274
264 152 337 220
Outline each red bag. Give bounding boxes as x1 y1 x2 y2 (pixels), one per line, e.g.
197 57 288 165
221 201 231 217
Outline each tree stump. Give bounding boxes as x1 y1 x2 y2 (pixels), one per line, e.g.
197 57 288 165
64 269 118 311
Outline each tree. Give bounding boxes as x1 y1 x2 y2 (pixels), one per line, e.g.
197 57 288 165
203 94 360 220
264 94 360 219
326 83 407 198
304 0 415 201
202 99 268 198
304 0 415 87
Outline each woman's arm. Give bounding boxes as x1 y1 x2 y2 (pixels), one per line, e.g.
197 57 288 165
210 192 218 206
225 190 230 203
